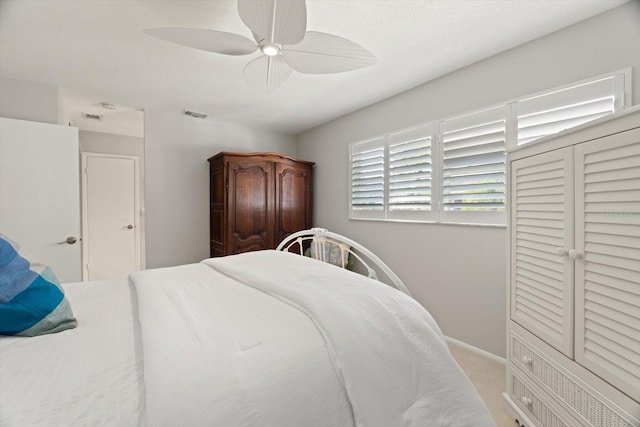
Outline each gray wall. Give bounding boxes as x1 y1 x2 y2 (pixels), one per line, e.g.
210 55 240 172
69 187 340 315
0 77 59 124
296 1 640 357
144 108 297 269
79 130 147 268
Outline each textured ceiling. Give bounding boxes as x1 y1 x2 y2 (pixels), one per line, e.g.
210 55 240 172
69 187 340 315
0 0 627 136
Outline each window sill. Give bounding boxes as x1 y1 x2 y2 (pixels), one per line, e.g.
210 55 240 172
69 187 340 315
348 217 507 229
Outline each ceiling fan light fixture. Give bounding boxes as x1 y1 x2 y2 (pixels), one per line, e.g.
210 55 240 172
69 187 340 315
145 0 376 92
260 42 280 56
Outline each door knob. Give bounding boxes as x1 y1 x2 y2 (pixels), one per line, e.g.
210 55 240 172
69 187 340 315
127 224 134 230
556 247 568 256
568 249 583 260
57 236 78 245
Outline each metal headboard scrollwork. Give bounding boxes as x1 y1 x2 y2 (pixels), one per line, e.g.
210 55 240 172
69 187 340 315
275 228 411 296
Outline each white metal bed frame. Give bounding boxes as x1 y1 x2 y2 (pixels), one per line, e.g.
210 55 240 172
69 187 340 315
276 228 411 296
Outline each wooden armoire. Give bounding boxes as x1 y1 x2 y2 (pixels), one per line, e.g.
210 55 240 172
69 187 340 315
208 152 314 257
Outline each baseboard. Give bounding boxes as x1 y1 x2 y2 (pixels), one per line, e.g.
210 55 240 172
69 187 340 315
445 336 506 365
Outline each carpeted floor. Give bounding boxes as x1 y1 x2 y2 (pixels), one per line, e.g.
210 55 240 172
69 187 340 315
448 341 519 427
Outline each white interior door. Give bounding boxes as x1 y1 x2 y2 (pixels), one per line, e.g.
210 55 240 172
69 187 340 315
0 117 81 283
82 153 139 281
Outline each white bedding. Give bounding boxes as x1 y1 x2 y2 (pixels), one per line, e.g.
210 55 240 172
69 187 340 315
131 251 495 427
1 250 495 427
131 261 354 427
203 251 495 427
0 279 145 427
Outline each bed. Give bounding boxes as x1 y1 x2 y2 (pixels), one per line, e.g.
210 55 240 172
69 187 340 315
0 228 495 427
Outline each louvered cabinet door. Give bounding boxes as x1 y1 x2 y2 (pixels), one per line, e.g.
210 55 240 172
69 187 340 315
511 147 574 357
574 128 640 403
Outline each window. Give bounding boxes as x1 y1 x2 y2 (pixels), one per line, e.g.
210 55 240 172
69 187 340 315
388 125 434 220
350 137 385 219
440 107 507 225
350 125 435 221
516 74 626 146
349 69 630 225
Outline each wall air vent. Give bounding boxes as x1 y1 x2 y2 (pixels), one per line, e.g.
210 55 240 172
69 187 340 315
82 113 103 120
182 110 208 119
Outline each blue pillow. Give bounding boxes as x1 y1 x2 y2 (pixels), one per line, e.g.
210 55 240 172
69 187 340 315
0 235 77 336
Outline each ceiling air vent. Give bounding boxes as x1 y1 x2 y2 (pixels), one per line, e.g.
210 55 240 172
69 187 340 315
182 110 208 119
100 102 117 110
82 112 103 120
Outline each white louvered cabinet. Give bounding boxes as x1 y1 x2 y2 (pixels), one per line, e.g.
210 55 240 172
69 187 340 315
505 106 640 427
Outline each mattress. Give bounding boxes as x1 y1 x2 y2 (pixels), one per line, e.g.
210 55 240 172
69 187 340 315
0 279 145 427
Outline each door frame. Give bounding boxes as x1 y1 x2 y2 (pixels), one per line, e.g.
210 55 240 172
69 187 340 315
81 152 141 281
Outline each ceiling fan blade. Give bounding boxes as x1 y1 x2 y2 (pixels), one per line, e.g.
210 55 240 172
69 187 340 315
243 55 292 93
283 31 376 74
144 28 258 55
238 0 306 45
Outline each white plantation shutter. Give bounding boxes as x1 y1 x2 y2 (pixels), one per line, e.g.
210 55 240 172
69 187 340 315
388 125 434 220
348 70 629 226
517 74 625 146
350 137 385 219
440 107 507 224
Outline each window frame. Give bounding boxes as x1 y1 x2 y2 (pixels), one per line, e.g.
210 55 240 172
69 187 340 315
348 68 631 226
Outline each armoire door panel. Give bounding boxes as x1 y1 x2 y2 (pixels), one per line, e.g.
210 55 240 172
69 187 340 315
231 233 269 254
210 167 225 205
227 161 273 253
511 147 574 357
209 157 226 255
210 208 223 243
275 162 312 245
574 128 640 403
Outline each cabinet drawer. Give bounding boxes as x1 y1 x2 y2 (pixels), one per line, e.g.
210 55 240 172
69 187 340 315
511 331 637 427
510 370 574 427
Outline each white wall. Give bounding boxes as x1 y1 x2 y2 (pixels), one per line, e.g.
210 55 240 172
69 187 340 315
296 1 640 357
0 77 59 124
144 109 297 269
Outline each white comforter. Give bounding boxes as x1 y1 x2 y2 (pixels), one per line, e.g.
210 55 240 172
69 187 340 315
131 250 495 427
0 279 145 427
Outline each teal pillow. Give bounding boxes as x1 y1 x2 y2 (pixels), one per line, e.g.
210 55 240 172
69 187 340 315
0 235 77 336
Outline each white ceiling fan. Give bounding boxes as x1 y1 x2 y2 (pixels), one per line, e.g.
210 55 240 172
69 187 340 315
144 0 376 93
